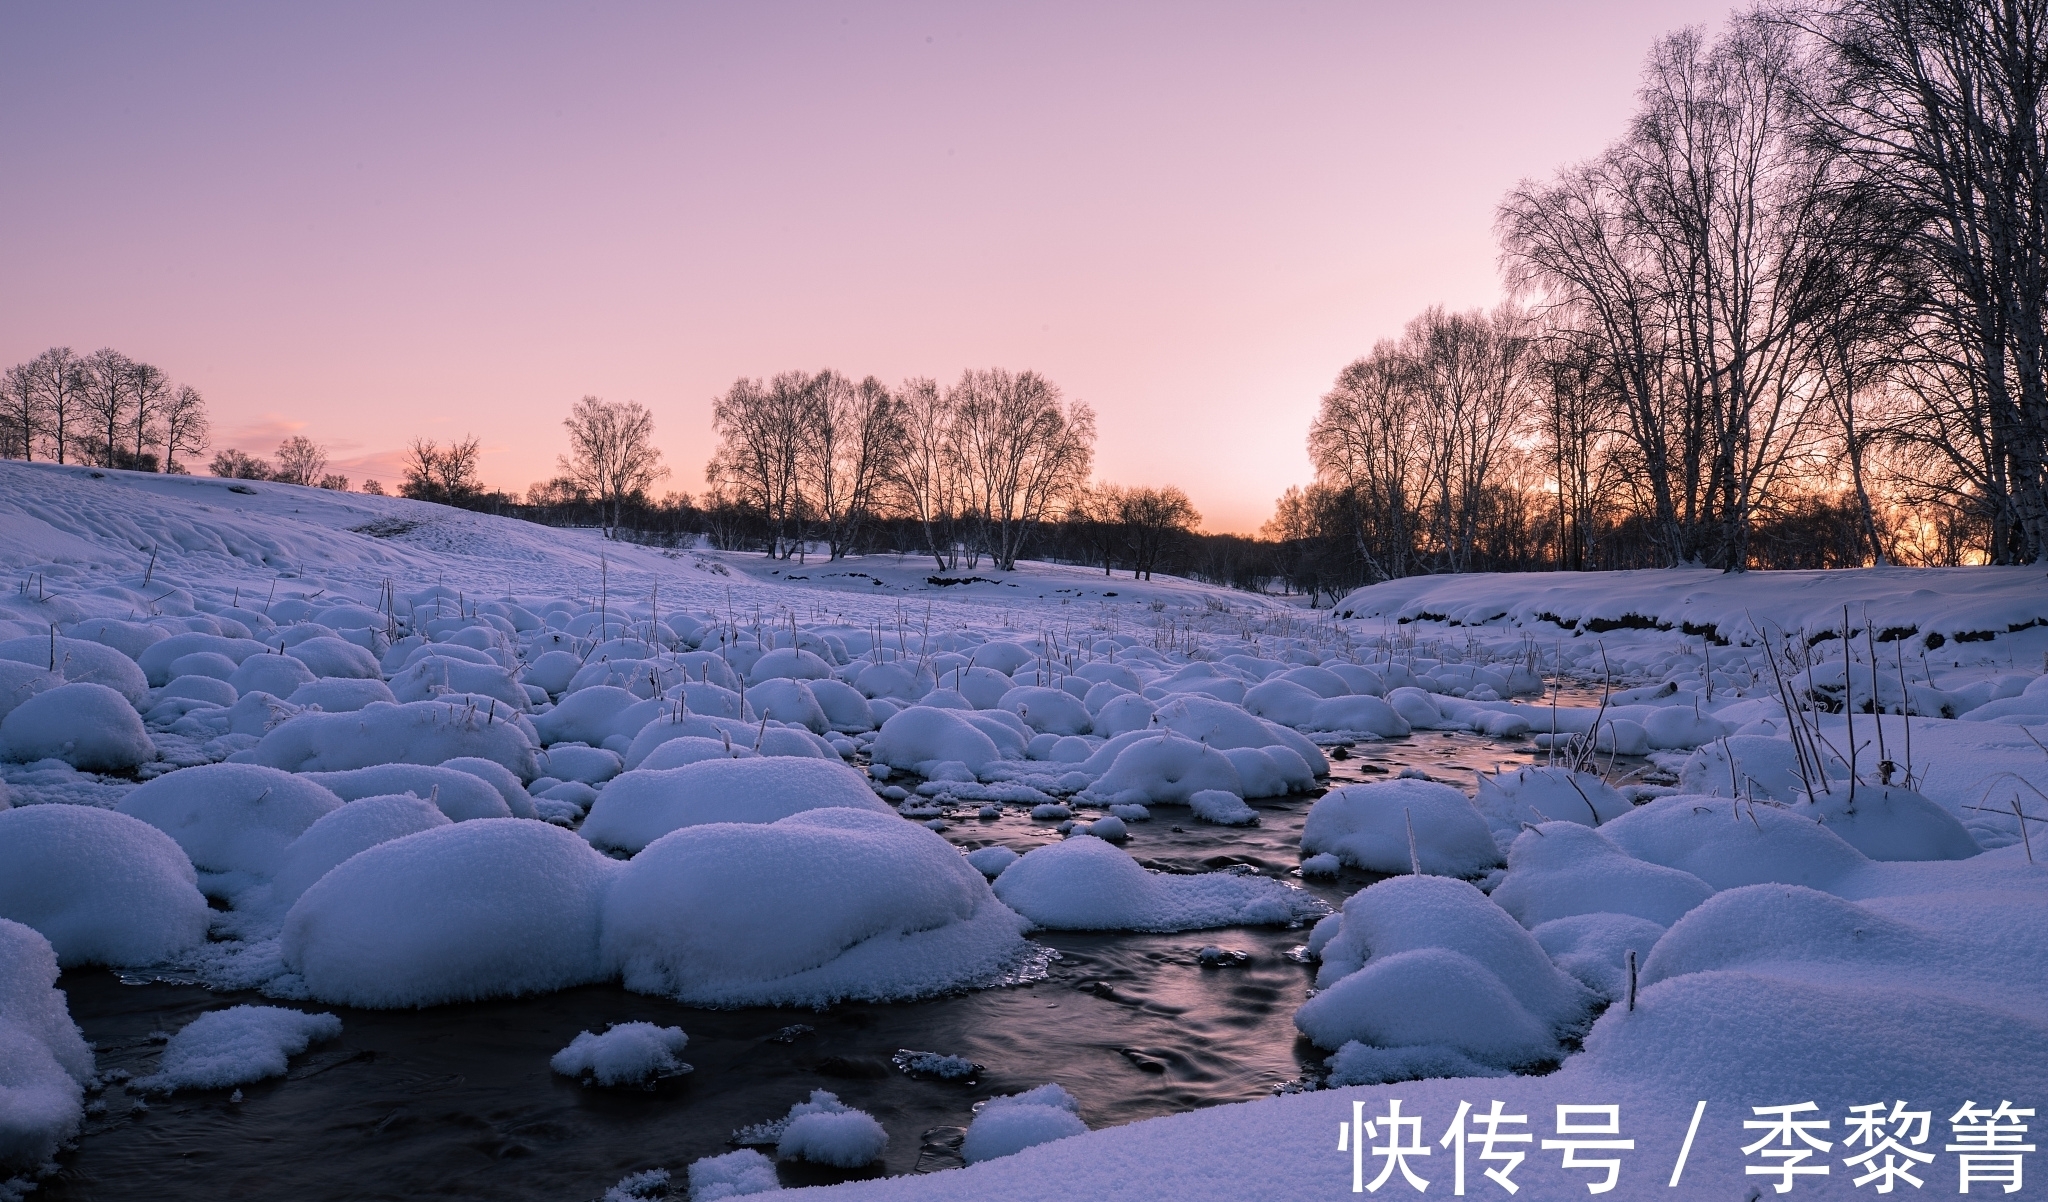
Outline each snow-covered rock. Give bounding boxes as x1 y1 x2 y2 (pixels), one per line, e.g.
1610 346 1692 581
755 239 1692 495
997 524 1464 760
2 682 155 771
581 757 890 853
0 803 211 965
992 834 1324 931
1300 779 1501 877
135 1005 342 1091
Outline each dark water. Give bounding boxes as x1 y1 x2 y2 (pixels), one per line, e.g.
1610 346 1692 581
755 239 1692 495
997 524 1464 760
41 732 1575 1202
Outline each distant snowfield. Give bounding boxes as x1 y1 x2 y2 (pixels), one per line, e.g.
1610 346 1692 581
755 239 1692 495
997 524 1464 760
1 458 2045 1201
1336 564 2048 650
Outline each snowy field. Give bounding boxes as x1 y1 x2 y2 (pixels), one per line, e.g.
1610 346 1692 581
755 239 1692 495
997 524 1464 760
2 457 2046 1201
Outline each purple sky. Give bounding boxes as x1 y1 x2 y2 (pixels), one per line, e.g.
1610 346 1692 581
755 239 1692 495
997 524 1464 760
2 1 1737 533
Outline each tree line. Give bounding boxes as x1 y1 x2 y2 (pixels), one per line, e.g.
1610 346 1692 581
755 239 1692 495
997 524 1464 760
2 347 211 472
1291 0 2048 573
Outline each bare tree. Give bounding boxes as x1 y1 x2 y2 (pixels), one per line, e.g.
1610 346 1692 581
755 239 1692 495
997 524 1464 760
1 361 47 460
559 395 668 537
708 374 810 558
1796 0 2048 562
1119 485 1201 579
160 384 209 474
209 448 272 479
317 474 350 491
127 361 169 470
402 436 484 504
1309 343 1420 579
946 368 1095 571
889 376 965 568
273 435 329 486
24 347 86 464
79 348 135 468
806 373 901 558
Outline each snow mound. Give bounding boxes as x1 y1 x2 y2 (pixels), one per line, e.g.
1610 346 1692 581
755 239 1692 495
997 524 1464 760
135 1006 341 1092
0 804 211 966
1300 875 1597 1065
1791 784 1980 861
1490 821 1715 929
1299 779 1501 877
267 794 453 910
1531 912 1669 1001
1599 793 1870 890
869 706 1001 775
282 818 617 1007
0 920 93 1171
116 763 344 897
966 846 1019 877
301 764 512 822
686 1149 780 1200
550 1022 691 1087
2 682 155 771
1081 734 1243 805
1471 766 1630 851
767 1091 887 1167
1324 1041 1510 1087
245 699 539 780
961 1083 1088 1164
1188 789 1257 825
0 635 149 707
992 834 1325 931
603 808 1032 1007
581 757 890 854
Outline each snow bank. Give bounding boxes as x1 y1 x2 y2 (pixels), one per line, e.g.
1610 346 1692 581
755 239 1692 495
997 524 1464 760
550 1022 691 1086
135 1006 342 1092
603 808 1030 1007
0 804 211 965
2 682 155 771
1299 779 1501 877
1792 784 1981 861
961 1084 1087 1164
581 757 889 854
0 635 149 707
246 699 540 780
991 834 1325 931
0 920 93 1171
1470 766 1630 852
282 818 617 1006
116 763 343 896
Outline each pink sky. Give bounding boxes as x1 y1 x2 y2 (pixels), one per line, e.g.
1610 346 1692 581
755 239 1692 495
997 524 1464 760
1 1 1737 534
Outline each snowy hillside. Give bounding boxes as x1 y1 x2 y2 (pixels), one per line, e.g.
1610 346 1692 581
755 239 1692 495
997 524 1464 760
0 458 2043 1201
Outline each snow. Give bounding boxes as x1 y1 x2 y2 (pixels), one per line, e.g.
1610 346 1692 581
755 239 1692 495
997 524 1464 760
116 763 343 897
281 818 617 1007
134 1005 341 1092
1 682 154 771
245 698 540 779
265 794 452 910
990 834 1325 932
961 1084 1088 1164
0 635 150 707
773 1091 889 1167
1299 779 1502 877
1187 788 1257 825
869 706 1003 775
603 808 1031 1007
1082 734 1243 805
550 1022 691 1087
0 803 211 965
581 757 890 853
5 463 2048 1199
686 1149 780 1200
300 763 512 822
0 921 92 1172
